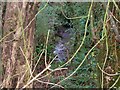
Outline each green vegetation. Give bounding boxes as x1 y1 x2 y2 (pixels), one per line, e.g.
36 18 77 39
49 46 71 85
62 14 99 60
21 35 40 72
0 1 120 89
34 2 120 88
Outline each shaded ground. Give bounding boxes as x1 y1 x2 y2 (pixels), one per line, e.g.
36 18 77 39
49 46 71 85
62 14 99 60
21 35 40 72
33 56 71 88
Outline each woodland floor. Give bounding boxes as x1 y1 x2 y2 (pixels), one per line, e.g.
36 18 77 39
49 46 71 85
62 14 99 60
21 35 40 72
33 59 74 88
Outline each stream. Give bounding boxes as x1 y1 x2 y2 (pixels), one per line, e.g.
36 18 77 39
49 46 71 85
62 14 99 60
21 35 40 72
53 25 74 61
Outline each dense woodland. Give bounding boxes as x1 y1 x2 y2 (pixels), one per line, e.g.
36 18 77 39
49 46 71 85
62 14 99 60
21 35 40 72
0 1 120 89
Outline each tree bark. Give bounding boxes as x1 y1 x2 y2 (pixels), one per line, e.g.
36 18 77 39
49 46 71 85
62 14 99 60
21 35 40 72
1 2 39 88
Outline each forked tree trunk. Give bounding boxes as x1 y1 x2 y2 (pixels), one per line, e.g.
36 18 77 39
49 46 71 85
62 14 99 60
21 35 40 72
1 2 39 88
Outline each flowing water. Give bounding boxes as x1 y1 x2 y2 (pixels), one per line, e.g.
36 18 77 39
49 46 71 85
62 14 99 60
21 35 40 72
53 27 74 61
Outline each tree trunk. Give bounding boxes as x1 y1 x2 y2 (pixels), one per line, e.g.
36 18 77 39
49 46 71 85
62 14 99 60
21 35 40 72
1 2 39 88
0 2 4 85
